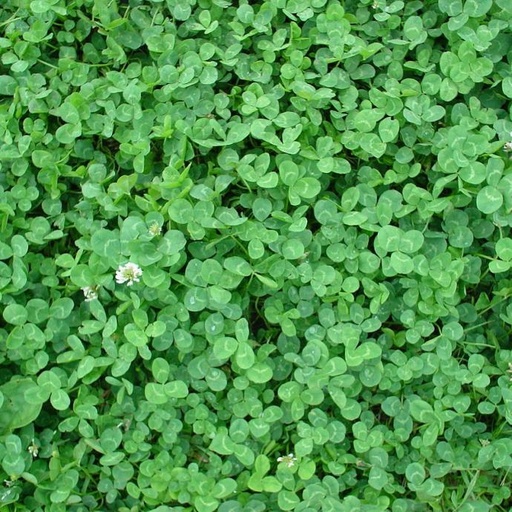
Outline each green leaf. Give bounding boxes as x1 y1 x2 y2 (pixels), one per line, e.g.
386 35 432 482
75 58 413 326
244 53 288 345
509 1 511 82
184 287 209 311
2 435 24 475
418 477 444 496
164 380 188 398
390 251 414 274
0 76 17 95
158 230 186 255
145 383 168 405
354 109 384 132
212 478 237 499
279 160 299 185
3 304 28 325
439 78 458 101
504 77 512 98
423 105 445 122
194 496 219 512
201 259 224 284
448 226 473 248
278 490 301 511
281 239 305 260
233 445 254 466
77 355 95 378
10 235 28 257
124 324 148 347
235 342 255 369
346 340 382 367
26 299 50 324
91 229 121 260
403 16 426 44
210 430 235 455
168 199 194 223
341 399 361 421
292 177 321 199
342 212 368 226
0 378 43 434
375 225 402 253
142 265 167 288
100 452 125 467
213 336 238 359
439 0 462 15
51 389 71 410
369 466 389 490
55 123 82 144
37 370 61 393
252 197 273 221
400 230 424 253
476 186 503 214
70 265 95 287
0 241 13 260
152 358 170 383
378 118 399 142
409 399 435 423
459 161 487 185
123 80 142 104
463 0 492 17
406 462 426 486
496 238 512 261
246 363 273 383
359 133 386 158
223 256 252 276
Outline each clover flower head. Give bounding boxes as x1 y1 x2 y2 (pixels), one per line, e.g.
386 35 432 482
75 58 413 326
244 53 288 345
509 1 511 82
28 440 39 458
115 262 143 286
149 222 162 237
82 286 98 302
277 453 297 468
504 141 512 153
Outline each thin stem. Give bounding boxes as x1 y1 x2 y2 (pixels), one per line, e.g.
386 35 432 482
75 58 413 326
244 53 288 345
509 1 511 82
37 59 59 70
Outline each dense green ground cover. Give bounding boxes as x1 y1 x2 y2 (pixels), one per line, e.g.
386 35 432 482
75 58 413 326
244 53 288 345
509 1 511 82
1 0 512 510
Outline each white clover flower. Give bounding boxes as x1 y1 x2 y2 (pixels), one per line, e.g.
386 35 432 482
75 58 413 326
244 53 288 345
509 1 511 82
82 286 98 302
28 441 38 457
115 262 143 286
504 132 512 152
277 453 297 468
148 222 162 237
